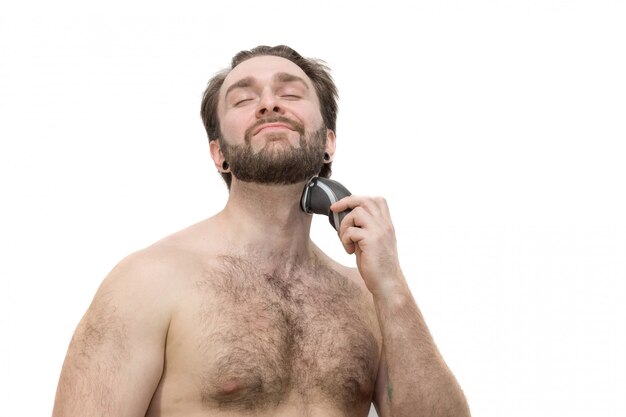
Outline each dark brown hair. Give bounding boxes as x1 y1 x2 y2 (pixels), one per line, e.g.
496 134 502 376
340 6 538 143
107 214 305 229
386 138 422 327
200 45 338 188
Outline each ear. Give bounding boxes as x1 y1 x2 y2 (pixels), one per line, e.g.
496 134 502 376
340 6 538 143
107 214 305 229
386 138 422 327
209 140 229 172
324 129 337 162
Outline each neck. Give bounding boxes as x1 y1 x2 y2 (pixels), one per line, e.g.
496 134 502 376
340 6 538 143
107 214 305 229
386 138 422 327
217 179 315 260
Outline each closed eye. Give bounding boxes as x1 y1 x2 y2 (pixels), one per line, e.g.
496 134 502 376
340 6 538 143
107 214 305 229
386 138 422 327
235 98 254 106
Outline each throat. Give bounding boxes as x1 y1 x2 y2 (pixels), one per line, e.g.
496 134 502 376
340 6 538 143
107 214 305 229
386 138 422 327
218 194 314 259
226 181 307 221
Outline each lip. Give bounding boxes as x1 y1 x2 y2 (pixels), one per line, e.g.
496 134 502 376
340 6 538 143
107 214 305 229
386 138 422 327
253 123 294 135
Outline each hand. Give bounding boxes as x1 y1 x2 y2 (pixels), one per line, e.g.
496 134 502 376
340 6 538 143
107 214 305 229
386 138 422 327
331 196 404 297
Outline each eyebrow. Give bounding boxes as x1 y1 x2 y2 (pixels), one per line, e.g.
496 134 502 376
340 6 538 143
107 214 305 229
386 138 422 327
224 72 310 100
273 72 310 90
224 77 255 100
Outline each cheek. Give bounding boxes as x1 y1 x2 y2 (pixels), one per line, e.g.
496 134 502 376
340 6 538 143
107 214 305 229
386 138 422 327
308 111 325 131
295 106 324 131
220 113 248 140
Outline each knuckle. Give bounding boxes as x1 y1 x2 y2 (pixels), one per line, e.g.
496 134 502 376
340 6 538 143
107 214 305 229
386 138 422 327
375 196 387 205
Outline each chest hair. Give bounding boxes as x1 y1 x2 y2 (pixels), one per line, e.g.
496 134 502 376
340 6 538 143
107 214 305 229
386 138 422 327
194 254 380 414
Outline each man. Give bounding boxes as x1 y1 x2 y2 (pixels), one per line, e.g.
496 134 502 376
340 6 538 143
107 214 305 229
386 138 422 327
53 45 470 417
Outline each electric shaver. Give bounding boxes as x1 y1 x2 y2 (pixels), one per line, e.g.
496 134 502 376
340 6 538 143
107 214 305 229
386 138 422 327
300 177 352 231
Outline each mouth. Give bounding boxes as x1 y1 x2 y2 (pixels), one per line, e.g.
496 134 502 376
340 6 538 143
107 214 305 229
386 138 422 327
253 123 294 135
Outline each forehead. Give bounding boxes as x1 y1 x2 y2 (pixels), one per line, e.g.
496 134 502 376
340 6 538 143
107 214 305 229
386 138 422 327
221 55 314 97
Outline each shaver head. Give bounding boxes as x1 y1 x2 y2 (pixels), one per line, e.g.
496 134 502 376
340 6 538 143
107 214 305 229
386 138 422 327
300 176 352 231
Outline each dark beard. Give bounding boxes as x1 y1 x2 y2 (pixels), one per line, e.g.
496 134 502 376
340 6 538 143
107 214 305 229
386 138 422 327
220 122 327 185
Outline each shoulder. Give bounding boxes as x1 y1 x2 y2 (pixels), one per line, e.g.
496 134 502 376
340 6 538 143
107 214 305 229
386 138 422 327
97 219 218 312
119 216 223 276
91 247 180 328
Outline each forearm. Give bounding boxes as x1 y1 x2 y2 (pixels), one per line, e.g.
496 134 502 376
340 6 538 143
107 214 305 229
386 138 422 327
374 277 470 417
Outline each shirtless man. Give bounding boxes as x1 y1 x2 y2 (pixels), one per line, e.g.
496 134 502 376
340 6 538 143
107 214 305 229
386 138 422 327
53 45 470 417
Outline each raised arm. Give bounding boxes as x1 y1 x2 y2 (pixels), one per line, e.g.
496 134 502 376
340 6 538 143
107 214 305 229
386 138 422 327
332 196 470 417
53 251 174 417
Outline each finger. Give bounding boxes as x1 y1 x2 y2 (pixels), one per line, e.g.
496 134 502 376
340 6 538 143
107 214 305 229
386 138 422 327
338 206 373 236
342 241 355 255
331 195 386 215
330 195 365 213
337 220 356 254
339 226 367 254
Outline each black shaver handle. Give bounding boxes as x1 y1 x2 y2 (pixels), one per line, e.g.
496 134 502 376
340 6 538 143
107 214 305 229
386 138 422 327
300 177 352 231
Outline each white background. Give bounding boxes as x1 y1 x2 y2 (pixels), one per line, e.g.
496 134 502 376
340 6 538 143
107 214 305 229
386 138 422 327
1 1 625 416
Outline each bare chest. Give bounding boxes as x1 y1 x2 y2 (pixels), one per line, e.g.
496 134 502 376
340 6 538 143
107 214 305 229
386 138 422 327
171 255 380 414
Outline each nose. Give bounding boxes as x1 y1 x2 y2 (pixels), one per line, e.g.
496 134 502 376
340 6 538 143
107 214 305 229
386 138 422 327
255 89 284 118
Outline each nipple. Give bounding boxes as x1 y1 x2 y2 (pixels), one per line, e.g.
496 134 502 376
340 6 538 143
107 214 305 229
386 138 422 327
217 379 242 396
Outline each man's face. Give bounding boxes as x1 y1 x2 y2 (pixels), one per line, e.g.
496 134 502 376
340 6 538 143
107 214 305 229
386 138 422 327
215 55 333 185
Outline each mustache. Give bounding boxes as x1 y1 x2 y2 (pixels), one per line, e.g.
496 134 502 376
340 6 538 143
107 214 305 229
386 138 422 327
245 116 305 140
